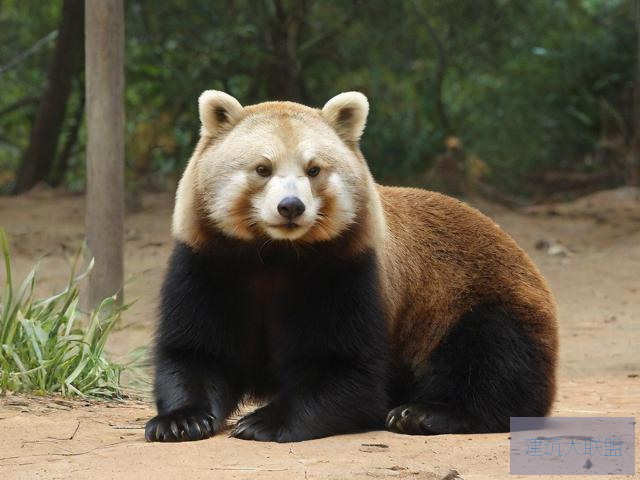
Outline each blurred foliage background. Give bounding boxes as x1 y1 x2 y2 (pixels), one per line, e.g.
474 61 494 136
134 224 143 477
0 0 636 201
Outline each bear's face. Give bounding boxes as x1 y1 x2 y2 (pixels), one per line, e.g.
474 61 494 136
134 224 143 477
174 91 372 245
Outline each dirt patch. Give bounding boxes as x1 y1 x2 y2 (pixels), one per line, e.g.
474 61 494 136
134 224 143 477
1 187 639 479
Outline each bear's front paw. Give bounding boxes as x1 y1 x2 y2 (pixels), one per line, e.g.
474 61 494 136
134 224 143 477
230 405 294 442
145 409 220 442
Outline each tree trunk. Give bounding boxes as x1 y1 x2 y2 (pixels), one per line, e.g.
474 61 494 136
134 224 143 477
630 0 640 186
84 0 125 309
263 0 305 102
51 82 85 186
12 0 84 194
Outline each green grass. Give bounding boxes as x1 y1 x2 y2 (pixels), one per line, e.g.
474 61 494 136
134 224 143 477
0 230 126 398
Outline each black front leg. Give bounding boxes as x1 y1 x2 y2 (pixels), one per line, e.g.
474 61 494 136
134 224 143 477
145 243 243 442
145 346 240 442
231 355 388 442
231 249 390 442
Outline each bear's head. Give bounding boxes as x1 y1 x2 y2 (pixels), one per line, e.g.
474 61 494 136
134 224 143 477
173 91 381 249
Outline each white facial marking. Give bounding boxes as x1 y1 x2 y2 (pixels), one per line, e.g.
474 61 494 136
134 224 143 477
207 171 253 239
300 146 316 165
254 173 318 240
328 172 356 230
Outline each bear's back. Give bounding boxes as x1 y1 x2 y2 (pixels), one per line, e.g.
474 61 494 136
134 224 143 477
375 185 557 368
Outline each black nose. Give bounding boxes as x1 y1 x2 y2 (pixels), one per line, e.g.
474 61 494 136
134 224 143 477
277 196 306 220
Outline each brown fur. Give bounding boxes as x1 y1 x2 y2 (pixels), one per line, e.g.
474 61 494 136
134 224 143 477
376 186 558 407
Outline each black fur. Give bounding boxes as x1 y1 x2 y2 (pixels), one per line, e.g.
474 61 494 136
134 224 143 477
146 242 553 442
386 305 554 435
146 241 390 442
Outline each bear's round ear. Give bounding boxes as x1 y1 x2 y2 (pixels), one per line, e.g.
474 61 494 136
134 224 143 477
198 90 243 137
321 92 369 144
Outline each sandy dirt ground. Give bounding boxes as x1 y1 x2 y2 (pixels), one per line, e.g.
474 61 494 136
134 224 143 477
0 187 639 479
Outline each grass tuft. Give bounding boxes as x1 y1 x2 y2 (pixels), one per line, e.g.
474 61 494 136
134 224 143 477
0 229 126 398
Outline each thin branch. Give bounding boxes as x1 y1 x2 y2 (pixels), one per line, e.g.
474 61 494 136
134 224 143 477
0 96 40 117
0 441 135 463
296 1 360 57
206 467 288 472
0 30 58 76
21 421 81 445
412 1 451 133
414 4 446 62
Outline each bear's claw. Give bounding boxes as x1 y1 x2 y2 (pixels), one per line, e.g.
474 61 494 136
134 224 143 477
145 410 218 442
231 405 293 442
386 404 463 435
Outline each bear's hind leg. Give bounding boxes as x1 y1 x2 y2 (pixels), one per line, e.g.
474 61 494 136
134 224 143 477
386 404 465 434
387 305 556 435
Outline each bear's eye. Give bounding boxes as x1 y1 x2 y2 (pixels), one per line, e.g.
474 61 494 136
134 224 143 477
307 166 321 177
256 165 272 177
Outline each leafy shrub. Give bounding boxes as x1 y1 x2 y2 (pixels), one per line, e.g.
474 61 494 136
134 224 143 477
0 230 125 397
